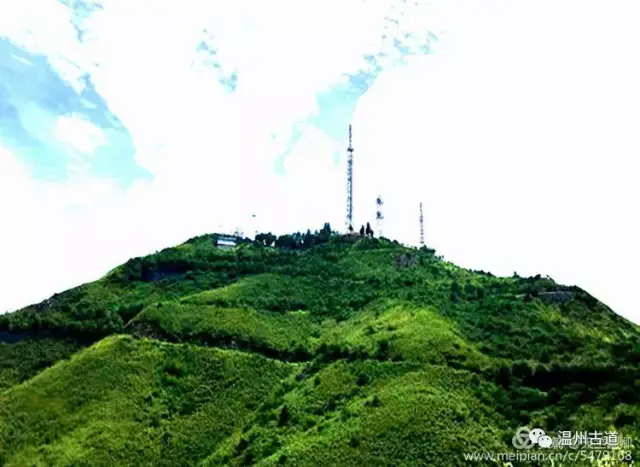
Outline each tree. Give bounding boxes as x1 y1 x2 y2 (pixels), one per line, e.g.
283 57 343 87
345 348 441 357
450 281 462 302
419 245 436 255
254 232 276 246
303 229 315 247
291 232 304 248
348 224 354 233
275 234 297 249
497 365 511 389
266 233 276 246
278 405 290 426
317 223 332 243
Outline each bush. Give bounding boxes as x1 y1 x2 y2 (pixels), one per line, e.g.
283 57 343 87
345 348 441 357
278 405 290 427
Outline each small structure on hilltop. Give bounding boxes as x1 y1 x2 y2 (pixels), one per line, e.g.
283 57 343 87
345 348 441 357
216 236 237 249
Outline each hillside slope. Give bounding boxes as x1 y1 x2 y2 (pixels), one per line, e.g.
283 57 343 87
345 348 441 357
1 229 638 466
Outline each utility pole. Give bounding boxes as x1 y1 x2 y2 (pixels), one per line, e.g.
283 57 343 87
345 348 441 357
250 213 257 239
419 202 425 246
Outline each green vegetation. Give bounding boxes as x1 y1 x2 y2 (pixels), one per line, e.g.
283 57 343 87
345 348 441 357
128 302 317 361
0 226 638 466
0 337 84 391
0 336 292 466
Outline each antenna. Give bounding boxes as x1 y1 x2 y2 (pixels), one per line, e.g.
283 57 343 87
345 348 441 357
251 213 257 239
345 124 354 232
419 202 425 246
376 195 384 237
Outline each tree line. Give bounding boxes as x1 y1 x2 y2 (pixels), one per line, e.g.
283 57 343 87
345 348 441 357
254 222 376 249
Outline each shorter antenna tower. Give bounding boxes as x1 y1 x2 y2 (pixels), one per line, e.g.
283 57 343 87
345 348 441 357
419 202 425 246
376 195 384 237
250 213 257 239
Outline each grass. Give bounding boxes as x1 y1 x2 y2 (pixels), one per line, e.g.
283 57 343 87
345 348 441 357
0 228 638 465
0 335 294 467
128 302 320 360
203 362 508 466
0 338 84 392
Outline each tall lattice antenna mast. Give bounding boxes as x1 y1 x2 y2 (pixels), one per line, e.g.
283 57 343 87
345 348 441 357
345 125 354 232
419 202 425 246
376 195 384 237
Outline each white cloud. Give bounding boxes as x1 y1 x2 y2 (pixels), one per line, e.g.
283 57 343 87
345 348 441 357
54 113 106 155
353 0 640 323
10 53 34 67
0 0 432 312
0 0 92 93
269 124 345 234
0 146 81 313
0 0 638 326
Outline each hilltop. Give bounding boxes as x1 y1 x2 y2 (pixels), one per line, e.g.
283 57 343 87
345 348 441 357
1 226 638 466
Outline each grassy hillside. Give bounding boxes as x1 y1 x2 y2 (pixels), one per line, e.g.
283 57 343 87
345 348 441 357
0 335 293 466
0 227 638 466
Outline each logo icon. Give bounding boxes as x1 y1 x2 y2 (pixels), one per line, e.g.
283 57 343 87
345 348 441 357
529 428 545 444
538 435 553 448
512 427 551 450
513 427 535 450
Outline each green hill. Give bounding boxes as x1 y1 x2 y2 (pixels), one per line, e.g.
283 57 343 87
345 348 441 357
1 227 638 466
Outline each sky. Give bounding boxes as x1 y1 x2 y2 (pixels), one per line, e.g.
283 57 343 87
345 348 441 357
0 0 638 325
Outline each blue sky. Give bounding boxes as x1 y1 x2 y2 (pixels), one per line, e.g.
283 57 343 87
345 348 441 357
0 1 431 183
0 39 147 185
1 0 639 325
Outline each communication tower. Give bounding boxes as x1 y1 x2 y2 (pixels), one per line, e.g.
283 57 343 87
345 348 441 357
345 125 354 232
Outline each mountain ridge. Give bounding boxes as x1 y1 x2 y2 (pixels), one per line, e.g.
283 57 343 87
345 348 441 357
1 227 638 466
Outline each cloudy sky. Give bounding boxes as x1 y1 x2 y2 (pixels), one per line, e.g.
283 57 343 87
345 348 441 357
0 0 638 324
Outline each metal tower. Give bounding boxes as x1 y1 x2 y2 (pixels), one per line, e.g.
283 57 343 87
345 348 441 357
419 202 425 246
345 125 354 232
250 213 257 239
376 195 384 237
